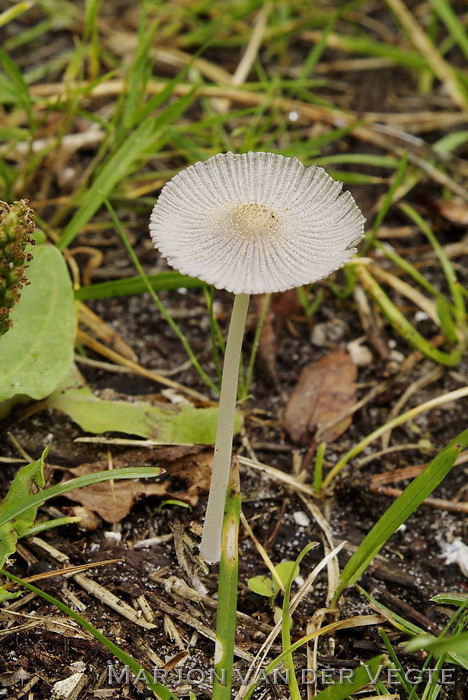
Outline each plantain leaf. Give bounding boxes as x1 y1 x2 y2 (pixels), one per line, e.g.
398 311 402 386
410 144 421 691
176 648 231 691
0 244 76 402
43 372 241 444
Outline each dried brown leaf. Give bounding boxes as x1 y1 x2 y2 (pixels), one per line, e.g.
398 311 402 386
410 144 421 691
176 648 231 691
432 198 468 225
284 349 357 444
60 446 212 522
255 289 302 383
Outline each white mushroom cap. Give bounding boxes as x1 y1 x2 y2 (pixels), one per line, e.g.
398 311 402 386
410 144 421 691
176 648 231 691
149 152 365 295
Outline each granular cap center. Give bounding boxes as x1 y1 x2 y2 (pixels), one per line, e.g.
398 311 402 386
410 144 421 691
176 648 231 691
229 203 280 240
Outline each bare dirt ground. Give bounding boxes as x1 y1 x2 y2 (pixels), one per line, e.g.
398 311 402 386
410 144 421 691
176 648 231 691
0 1 467 698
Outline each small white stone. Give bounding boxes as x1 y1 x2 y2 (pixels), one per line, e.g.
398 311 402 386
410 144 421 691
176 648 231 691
389 349 405 363
104 530 121 543
293 511 310 527
347 338 372 366
438 535 468 577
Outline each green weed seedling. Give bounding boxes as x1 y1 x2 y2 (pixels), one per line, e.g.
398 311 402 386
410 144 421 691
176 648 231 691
247 560 297 607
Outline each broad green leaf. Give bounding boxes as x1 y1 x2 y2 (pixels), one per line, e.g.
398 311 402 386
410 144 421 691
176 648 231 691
44 374 241 443
247 561 299 599
0 450 46 600
334 430 467 602
0 244 76 402
275 561 298 588
247 574 277 598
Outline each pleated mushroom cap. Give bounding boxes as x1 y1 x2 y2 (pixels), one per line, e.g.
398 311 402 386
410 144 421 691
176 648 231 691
149 152 365 295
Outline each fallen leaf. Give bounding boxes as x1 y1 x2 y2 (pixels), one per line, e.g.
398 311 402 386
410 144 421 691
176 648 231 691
66 506 101 531
284 349 357 444
61 446 212 522
431 199 468 226
255 289 302 383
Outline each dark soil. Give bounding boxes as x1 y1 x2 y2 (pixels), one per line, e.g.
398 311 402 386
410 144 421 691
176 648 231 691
1 1 467 699
1 277 467 698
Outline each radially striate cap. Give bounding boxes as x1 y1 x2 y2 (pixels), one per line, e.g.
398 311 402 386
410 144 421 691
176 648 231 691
150 152 365 295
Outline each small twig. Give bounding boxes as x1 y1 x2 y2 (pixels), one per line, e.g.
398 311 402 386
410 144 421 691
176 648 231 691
321 386 468 490
385 0 467 110
76 329 210 402
369 449 468 489
369 485 468 513
381 365 443 448
240 511 285 593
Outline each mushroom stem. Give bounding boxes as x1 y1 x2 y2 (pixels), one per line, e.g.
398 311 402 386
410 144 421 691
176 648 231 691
200 292 250 563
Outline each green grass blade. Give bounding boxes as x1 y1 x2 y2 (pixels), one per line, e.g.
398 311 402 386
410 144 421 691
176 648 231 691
0 466 161 530
204 286 224 385
355 265 464 366
431 594 468 607
0 2 32 28
359 587 468 671
282 121 366 160
379 629 415 695
428 0 468 59
74 271 205 300
114 8 158 141
297 12 339 80
400 203 466 325
311 655 389 699
375 241 441 299
363 152 408 252
314 154 399 168
243 617 386 699
58 88 196 250
434 130 468 153
318 30 468 84
84 0 103 37
0 46 32 124
314 442 326 494
405 633 468 656
281 543 316 700
0 569 179 700
333 430 467 604
240 292 271 401
103 198 219 395
21 516 82 538
57 118 158 250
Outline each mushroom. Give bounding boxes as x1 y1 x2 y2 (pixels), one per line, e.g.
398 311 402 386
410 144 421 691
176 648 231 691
150 151 365 562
